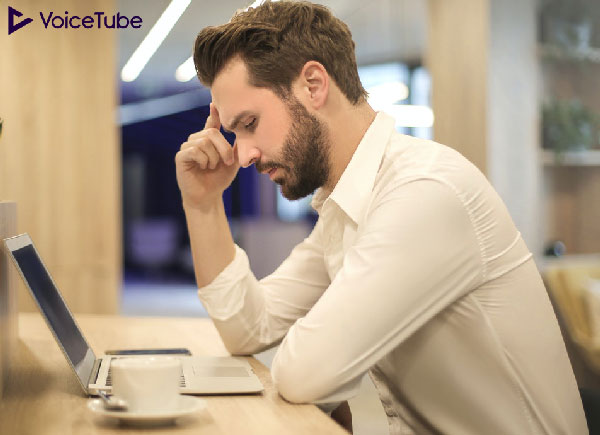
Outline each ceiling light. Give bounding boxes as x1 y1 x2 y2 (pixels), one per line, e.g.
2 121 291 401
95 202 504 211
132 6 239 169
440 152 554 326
175 57 195 82
366 81 409 110
385 105 434 128
122 0 191 82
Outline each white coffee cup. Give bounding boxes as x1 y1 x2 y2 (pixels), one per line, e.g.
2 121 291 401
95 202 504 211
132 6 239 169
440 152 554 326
111 357 181 413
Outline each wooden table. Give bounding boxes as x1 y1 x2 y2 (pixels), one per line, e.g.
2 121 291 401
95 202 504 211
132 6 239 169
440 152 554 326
0 313 347 434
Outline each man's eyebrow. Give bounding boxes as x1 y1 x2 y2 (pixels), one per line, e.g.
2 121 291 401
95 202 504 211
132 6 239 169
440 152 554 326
222 110 253 133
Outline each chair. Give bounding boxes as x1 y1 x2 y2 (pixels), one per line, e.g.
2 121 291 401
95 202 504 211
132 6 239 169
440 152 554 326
544 263 600 387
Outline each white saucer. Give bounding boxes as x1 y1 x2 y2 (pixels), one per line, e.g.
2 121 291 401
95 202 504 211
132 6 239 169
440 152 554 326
88 396 206 426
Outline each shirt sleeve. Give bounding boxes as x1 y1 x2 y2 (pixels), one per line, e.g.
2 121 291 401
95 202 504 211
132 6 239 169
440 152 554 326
197 219 331 355
270 178 485 404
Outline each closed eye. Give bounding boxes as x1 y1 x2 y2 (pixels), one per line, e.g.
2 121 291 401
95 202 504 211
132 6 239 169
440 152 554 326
244 118 257 131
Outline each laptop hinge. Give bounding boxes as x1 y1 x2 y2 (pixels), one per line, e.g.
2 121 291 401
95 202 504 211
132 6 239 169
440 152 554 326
89 358 102 385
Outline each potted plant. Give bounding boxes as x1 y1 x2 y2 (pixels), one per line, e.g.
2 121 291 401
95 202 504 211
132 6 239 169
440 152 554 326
542 98 599 160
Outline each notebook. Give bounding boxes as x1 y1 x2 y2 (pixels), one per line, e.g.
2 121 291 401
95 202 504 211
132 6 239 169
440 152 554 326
3 233 263 396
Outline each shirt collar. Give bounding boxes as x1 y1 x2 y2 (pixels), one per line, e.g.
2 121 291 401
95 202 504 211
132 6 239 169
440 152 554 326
311 112 395 223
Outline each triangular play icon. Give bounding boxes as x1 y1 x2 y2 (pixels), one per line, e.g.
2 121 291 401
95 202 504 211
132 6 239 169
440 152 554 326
8 6 33 35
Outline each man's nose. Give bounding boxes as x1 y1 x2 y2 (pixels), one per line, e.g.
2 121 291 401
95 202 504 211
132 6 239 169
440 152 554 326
236 140 261 168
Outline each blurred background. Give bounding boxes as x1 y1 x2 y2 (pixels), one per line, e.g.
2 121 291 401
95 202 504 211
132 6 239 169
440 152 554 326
1 0 600 433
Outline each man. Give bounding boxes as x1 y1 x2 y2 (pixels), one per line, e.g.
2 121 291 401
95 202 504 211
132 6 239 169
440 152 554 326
175 1 587 433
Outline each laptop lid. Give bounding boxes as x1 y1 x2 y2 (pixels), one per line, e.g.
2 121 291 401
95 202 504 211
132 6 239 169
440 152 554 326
3 233 97 394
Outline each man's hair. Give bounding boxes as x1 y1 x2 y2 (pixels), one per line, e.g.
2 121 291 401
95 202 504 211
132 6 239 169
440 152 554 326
193 0 367 104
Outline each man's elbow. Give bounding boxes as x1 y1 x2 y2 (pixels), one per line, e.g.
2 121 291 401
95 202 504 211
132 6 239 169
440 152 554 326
273 370 314 403
272 354 363 405
222 339 264 357
220 334 278 357
272 360 330 404
214 325 269 356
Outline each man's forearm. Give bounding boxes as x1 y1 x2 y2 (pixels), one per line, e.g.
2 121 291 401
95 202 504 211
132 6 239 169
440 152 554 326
184 200 236 288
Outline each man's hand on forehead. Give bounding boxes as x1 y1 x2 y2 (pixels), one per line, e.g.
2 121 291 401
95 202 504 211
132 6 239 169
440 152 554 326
205 102 221 130
174 101 240 209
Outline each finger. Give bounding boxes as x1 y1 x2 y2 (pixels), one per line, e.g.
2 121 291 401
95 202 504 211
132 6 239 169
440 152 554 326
180 132 212 151
183 129 234 166
196 138 220 169
204 102 221 130
180 139 202 152
204 128 235 165
176 146 208 169
232 141 240 165
186 131 203 144
181 137 223 169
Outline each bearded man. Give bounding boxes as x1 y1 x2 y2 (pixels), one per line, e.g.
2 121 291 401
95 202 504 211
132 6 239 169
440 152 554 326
175 1 587 434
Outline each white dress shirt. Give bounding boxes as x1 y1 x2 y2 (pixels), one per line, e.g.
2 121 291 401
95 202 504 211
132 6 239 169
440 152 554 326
198 112 587 434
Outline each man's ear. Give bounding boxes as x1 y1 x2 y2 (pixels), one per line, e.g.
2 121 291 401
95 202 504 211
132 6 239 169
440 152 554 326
297 61 329 110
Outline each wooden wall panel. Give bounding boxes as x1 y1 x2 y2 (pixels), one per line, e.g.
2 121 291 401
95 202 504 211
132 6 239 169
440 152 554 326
0 202 18 399
577 169 600 253
545 167 600 254
545 167 580 252
0 0 120 313
426 0 489 174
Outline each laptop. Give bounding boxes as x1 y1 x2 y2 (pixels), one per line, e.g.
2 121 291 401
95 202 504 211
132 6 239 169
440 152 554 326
3 233 264 396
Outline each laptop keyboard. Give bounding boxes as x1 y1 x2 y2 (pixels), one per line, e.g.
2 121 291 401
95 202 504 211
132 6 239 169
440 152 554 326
106 367 187 388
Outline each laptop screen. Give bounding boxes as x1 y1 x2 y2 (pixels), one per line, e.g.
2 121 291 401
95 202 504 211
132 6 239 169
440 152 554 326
7 237 94 388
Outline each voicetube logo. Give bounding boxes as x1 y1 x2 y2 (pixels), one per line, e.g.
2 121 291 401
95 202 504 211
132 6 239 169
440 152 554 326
8 6 32 35
8 6 142 35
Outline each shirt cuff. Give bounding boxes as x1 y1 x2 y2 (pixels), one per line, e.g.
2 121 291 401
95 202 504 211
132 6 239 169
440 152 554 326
197 244 250 321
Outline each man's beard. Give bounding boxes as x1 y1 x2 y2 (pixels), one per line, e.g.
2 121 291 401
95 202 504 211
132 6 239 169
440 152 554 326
256 97 330 200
